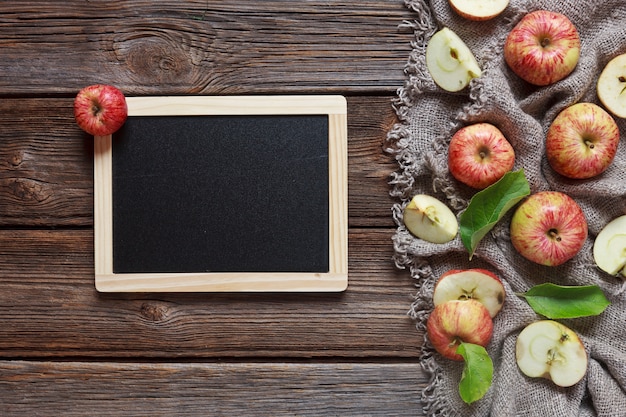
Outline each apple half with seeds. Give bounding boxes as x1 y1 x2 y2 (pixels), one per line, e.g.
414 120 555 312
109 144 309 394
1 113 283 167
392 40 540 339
516 320 587 387
597 53 626 118
593 214 626 278
426 27 482 92
433 269 505 318
449 0 509 21
403 194 458 244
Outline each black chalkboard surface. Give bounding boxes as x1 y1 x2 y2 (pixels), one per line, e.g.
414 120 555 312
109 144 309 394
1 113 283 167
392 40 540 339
94 96 348 292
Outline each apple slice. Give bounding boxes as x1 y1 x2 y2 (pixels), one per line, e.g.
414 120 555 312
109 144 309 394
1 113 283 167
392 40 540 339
403 194 458 244
433 269 505 317
593 215 626 277
426 27 482 92
516 320 587 387
449 0 509 21
597 53 626 118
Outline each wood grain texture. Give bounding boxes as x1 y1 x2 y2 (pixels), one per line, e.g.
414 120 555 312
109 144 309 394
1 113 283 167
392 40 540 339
0 96 398 228
0 1 425 414
0 361 426 416
0 228 419 358
0 1 413 95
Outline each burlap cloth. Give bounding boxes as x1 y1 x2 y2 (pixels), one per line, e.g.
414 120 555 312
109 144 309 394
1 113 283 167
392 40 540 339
385 0 626 415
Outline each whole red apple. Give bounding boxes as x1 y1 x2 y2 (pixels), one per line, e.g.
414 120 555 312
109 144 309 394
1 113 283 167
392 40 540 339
504 10 580 86
448 123 515 189
73 84 128 136
546 102 620 179
426 299 493 361
510 191 587 266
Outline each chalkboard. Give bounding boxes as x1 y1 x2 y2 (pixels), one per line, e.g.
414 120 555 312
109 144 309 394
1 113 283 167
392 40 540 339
94 96 348 292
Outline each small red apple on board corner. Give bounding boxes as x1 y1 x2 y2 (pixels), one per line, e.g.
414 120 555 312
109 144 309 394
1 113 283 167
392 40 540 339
73 84 128 136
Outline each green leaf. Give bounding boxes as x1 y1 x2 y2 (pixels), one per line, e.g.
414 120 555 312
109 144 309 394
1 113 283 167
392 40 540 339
457 343 493 404
459 169 530 259
519 283 611 319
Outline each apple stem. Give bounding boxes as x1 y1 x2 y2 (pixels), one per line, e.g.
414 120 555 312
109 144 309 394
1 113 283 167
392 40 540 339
540 37 551 48
548 229 561 242
584 139 595 149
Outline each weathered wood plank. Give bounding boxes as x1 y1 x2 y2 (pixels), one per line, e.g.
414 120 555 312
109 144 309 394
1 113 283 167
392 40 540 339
0 361 425 416
0 1 413 95
0 228 419 358
0 96 398 227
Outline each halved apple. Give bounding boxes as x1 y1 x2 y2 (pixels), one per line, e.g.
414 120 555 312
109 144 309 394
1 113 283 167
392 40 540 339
426 27 482 92
516 320 587 387
403 194 458 244
593 214 626 277
433 269 505 317
597 53 626 118
449 0 509 21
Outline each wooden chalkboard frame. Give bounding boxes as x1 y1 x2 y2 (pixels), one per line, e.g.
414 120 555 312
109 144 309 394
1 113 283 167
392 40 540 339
94 95 348 292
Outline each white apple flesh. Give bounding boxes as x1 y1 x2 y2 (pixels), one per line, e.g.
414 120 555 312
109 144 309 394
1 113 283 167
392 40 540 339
593 215 626 277
597 53 626 118
448 0 509 21
403 194 458 244
516 320 587 387
426 27 482 92
433 269 505 318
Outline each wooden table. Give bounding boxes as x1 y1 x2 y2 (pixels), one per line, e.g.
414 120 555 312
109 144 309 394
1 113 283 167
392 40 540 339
0 2 427 415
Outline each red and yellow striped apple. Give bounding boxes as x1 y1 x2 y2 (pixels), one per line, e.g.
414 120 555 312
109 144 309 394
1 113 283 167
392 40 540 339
546 103 620 179
426 299 493 361
504 11 580 86
510 191 588 266
448 123 515 189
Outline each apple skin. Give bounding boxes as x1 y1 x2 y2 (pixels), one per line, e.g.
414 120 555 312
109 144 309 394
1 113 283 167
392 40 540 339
546 103 620 179
504 10 580 86
73 84 128 136
426 299 493 361
448 123 515 189
510 191 588 267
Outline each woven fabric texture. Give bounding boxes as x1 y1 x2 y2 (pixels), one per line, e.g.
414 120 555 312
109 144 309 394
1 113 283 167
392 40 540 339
386 0 626 416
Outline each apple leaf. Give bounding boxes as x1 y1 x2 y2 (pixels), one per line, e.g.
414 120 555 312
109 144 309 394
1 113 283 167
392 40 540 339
457 343 493 404
518 283 611 319
459 169 530 259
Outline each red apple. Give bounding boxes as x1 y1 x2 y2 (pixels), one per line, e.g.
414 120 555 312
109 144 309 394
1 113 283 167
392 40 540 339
510 191 588 266
433 269 505 318
504 11 580 86
426 299 493 361
73 84 128 136
448 123 515 189
546 102 620 179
